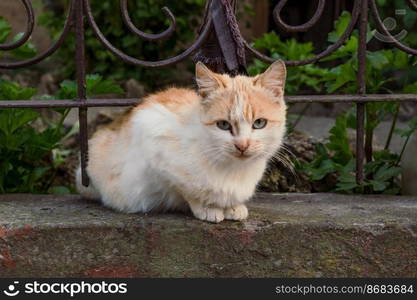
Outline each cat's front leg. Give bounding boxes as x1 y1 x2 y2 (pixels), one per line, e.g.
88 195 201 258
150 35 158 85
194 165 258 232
224 204 248 221
188 201 224 223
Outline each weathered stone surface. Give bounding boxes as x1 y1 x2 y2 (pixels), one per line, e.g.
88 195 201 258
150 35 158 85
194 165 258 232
0 193 417 278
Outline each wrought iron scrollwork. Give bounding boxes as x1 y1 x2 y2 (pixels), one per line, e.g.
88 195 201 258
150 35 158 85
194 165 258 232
0 0 74 69
2 0 417 69
84 0 213 68
120 0 176 41
273 0 326 33
369 0 417 55
244 0 361 66
0 0 34 51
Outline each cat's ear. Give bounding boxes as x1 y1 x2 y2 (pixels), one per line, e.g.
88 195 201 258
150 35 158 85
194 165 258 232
195 62 226 97
253 60 286 98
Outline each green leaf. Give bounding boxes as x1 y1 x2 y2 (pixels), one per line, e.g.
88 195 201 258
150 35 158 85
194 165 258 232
9 33 37 59
328 11 351 43
0 17 12 43
49 186 71 195
326 113 353 164
86 74 124 96
0 80 37 100
373 164 402 182
325 61 357 93
335 181 358 192
370 180 387 192
394 117 417 138
9 109 40 134
55 80 77 99
309 159 337 180
403 82 417 94
393 50 409 69
367 51 390 70
334 160 357 192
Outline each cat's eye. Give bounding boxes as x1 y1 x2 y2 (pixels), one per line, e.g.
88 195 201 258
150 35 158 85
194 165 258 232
216 120 232 131
253 118 267 129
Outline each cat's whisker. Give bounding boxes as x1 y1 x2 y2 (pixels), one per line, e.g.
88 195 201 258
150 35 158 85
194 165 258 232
263 150 298 180
280 143 296 158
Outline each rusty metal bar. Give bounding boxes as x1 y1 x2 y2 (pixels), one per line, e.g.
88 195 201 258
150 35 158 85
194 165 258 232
356 0 368 185
1 94 417 108
75 0 89 187
211 0 242 73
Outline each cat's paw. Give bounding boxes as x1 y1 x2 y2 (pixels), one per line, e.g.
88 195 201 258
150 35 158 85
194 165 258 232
191 206 224 223
224 205 248 221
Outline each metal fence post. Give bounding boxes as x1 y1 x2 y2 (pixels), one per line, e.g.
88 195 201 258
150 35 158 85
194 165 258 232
356 0 368 185
75 0 89 186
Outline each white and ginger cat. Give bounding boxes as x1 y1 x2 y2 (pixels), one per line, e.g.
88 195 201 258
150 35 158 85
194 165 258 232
76 60 287 223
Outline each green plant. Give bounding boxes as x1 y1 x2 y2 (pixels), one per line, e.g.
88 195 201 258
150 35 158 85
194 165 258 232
302 109 417 194
0 79 58 193
248 32 329 94
39 0 205 88
376 0 417 48
0 75 123 194
249 11 417 194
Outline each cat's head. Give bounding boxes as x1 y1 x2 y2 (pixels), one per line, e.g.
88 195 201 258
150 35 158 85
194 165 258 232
196 60 287 165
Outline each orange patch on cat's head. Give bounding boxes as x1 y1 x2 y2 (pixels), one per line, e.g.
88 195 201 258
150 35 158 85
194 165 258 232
195 61 287 129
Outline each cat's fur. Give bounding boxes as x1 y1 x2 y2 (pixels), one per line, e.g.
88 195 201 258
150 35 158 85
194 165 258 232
76 61 287 223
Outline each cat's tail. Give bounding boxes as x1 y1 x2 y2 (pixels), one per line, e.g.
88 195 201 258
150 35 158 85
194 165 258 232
75 166 101 200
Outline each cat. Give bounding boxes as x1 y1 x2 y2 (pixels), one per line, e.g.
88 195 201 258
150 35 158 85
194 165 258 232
76 60 287 223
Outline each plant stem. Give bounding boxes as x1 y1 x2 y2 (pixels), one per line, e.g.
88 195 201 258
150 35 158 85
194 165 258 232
288 103 311 133
384 103 400 150
54 108 71 137
365 104 374 163
396 134 411 166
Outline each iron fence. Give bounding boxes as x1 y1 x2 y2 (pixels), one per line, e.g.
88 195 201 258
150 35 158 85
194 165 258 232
1 0 417 188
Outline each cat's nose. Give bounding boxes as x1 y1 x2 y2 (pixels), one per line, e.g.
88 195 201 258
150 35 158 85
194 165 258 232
234 140 250 153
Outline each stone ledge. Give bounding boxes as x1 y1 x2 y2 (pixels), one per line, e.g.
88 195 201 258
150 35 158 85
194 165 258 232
0 193 417 277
